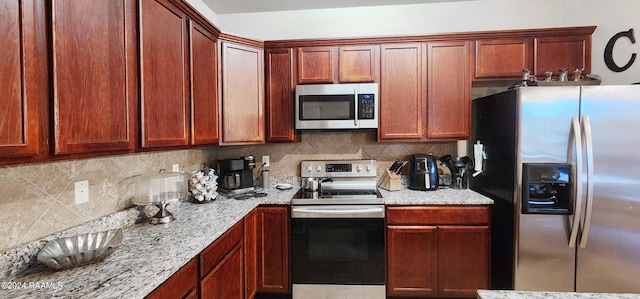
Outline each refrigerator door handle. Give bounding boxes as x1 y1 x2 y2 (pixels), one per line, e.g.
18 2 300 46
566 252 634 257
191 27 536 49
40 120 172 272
579 115 595 248
568 115 584 248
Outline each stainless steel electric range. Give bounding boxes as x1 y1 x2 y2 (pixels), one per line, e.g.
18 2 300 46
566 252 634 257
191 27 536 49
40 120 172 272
291 159 385 299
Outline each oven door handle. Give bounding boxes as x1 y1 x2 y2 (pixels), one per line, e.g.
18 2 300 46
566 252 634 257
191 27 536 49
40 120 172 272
291 205 385 218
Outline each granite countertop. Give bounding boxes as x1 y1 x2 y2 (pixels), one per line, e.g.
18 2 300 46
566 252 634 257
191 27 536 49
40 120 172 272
0 178 492 299
380 187 493 205
478 290 640 299
0 188 296 299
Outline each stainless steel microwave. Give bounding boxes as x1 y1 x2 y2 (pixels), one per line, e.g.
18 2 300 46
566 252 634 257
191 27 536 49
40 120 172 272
295 83 379 130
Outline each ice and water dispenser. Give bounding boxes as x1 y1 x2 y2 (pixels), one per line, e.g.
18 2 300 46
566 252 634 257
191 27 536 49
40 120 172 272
522 163 573 215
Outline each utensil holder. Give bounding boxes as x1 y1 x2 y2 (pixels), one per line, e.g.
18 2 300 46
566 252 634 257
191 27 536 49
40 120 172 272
378 169 401 191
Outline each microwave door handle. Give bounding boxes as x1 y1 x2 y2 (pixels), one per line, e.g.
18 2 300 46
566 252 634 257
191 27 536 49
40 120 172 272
354 89 358 127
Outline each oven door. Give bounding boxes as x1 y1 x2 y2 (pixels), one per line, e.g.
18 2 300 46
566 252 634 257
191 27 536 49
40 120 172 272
291 205 385 285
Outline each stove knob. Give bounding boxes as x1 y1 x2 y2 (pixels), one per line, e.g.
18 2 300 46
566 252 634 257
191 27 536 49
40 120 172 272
316 165 322 172
357 165 362 172
367 165 372 172
306 165 313 172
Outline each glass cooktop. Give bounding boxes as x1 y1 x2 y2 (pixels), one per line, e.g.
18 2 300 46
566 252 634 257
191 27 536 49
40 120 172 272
291 188 384 205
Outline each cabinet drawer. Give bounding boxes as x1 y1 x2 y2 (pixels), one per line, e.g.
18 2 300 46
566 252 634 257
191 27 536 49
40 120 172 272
146 257 198 299
200 220 243 277
386 206 489 225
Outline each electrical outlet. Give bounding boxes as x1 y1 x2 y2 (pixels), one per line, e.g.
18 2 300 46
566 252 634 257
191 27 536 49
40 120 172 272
172 164 180 172
262 156 270 167
75 180 89 204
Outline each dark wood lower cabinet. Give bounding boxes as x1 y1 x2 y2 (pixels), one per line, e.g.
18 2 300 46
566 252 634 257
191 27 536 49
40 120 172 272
200 242 244 299
145 257 199 299
386 226 438 297
245 208 259 299
386 206 490 298
437 225 490 298
145 207 293 299
257 206 290 294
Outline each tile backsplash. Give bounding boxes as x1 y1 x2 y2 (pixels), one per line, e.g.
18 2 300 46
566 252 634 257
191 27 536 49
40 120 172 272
0 131 455 251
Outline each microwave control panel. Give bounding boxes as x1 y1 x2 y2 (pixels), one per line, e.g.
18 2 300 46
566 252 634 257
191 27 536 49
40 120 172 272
358 94 375 119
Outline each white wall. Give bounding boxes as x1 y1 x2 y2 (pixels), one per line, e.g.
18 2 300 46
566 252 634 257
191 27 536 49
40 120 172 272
213 0 640 85
186 0 218 25
562 0 640 84
218 0 563 40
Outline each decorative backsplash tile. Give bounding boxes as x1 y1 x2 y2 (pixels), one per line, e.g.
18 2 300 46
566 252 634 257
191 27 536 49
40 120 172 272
0 131 456 251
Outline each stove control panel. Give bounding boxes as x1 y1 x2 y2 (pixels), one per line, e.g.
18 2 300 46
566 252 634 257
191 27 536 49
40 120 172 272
301 160 376 178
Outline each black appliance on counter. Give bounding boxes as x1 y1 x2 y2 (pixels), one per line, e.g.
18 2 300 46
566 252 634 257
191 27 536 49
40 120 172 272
217 156 255 195
408 154 438 191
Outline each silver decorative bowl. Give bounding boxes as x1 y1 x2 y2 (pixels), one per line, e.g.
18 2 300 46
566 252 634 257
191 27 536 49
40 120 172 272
37 228 123 270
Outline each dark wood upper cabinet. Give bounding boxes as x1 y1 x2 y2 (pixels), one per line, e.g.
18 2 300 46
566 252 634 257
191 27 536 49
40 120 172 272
266 48 297 142
378 43 426 141
0 0 47 161
51 0 137 155
534 34 591 76
338 45 378 83
189 20 219 146
475 38 533 79
220 40 265 145
139 0 190 149
297 46 335 84
427 41 472 139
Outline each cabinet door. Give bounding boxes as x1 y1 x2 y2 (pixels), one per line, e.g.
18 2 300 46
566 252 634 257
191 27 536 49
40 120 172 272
266 48 296 142
475 38 533 79
339 45 378 83
297 46 335 84
386 225 438 297
200 242 244 299
437 226 490 298
257 206 290 293
189 20 219 145
534 35 591 76
244 209 258 299
427 41 472 139
0 0 46 159
379 43 426 141
146 257 199 299
220 42 265 145
140 0 189 148
51 0 137 155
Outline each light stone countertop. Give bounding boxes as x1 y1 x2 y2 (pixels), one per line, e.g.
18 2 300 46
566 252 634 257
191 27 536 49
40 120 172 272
0 177 492 299
478 290 640 299
380 187 494 205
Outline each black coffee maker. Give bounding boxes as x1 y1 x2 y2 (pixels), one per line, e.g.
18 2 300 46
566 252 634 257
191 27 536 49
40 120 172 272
409 154 439 191
217 156 255 194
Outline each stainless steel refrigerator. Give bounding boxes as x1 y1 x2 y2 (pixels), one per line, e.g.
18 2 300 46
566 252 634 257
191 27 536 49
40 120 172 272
470 85 640 292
